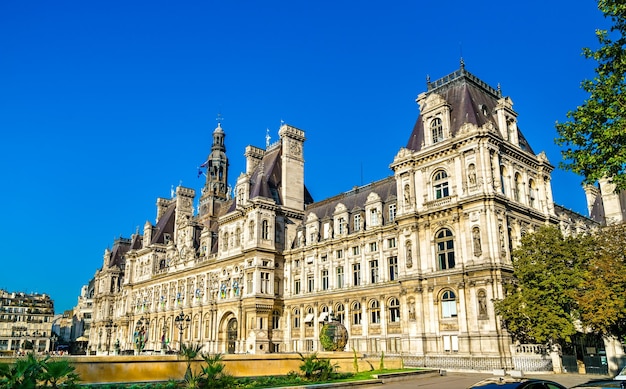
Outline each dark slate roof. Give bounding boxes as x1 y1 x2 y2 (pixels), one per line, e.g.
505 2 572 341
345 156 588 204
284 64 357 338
231 142 314 209
304 176 397 220
150 203 176 245
130 233 142 250
406 67 534 154
107 237 131 268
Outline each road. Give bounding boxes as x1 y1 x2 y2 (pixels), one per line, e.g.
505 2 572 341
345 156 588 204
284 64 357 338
368 372 612 389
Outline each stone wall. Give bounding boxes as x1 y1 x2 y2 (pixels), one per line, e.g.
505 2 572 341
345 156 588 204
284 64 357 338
30 352 401 384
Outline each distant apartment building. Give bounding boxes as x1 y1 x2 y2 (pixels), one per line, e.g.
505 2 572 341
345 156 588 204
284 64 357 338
0 290 55 353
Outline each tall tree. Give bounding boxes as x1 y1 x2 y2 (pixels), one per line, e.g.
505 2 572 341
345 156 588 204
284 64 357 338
577 223 626 341
555 1 626 191
494 226 586 344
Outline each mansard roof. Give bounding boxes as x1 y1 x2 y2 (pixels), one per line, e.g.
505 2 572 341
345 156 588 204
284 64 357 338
238 142 313 207
304 176 397 220
150 203 176 245
107 237 131 268
406 66 534 154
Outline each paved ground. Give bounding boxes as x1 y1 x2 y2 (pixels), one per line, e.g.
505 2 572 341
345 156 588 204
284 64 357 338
369 371 613 389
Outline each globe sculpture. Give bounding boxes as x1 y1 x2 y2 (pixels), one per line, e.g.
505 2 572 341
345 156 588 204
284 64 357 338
319 316 348 351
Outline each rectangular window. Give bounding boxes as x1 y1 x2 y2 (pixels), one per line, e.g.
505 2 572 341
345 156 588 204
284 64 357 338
354 214 361 231
246 273 253 294
370 208 378 225
336 266 344 288
387 237 396 248
338 218 346 234
369 242 378 252
388 256 398 281
388 204 396 223
307 275 314 293
321 255 327 262
336 249 343 259
443 335 459 352
370 260 379 283
442 300 457 318
321 269 329 291
352 263 361 286
294 279 301 295
260 272 270 294
352 246 360 255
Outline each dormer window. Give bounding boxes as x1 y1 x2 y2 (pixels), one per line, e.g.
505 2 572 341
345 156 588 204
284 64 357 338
431 118 443 143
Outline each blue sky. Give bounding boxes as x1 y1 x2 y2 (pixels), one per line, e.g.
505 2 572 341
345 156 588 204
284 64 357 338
0 1 609 313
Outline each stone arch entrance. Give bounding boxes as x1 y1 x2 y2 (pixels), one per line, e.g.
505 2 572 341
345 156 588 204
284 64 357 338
226 318 237 354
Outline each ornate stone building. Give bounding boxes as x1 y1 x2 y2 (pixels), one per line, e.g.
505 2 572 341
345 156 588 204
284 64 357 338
89 65 596 368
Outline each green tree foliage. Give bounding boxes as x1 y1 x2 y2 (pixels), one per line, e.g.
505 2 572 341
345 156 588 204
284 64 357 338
556 1 626 191
494 226 587 344
577 224 626 340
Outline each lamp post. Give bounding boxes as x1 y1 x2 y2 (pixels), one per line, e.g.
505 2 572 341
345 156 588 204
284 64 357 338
50 332 58 353
174 310 190 351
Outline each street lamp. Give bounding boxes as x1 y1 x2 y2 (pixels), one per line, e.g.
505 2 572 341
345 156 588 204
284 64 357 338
50 332 58 353
174 310 190 351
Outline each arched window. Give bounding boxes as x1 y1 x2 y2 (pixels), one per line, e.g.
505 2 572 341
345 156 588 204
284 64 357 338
305 306 314 327
293 308 300 328
388 297 400 323
433 170 449 199
369 299 381 324
441 290 457 318
261 220 269 240
335 303 345 324
436 228 455 270
272 310 280 329
431 118 443 143
351 301 362 325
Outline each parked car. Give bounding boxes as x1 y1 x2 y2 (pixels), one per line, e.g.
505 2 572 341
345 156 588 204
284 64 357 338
468 376 567 389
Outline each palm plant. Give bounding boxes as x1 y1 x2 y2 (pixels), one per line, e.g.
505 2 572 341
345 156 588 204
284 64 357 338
42 358 80 388
179 343 204 387
0 352 45 389
200 353 233 389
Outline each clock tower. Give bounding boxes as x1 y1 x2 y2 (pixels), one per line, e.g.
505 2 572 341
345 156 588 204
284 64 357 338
199 122 229 221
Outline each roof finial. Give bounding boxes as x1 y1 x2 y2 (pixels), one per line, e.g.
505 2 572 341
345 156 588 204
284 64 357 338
497 83 502 97
426 74 431 88
265 128 271 148
216 112 223 128
460 57 465 70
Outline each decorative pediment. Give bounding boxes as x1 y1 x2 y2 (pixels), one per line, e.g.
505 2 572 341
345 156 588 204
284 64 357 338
334 203 347 214
366 192 381 203
306 212 319 222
